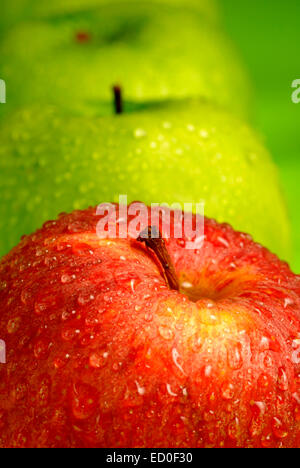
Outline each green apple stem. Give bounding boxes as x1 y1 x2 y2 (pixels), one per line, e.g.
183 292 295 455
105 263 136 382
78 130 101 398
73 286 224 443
137 226 180 292
113 85 123 114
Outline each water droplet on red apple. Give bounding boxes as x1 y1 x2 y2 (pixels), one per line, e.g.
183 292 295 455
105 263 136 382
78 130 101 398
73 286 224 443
67 222 85 233
221 382 235 400
77 293 95 306
44 256 58 268
72 243 95 256
260 433 273 448
216 236 229 248
80 333 95 347
0 280 8 292
53 353 70 369
271 417 288 439
190 334 202 352
144 312 153 322
35 248 43 257
249 418 262 438
283 297 294 309
37 376 51 406
135 381 146 396
172 348 186 376
61 273 76 284
34 294 59 316
203 410 215 422
294 405 300 422
71 382 98 420
277 367 289 391
112 362 121 372
34 337 51 360
56 242 72 252
227 343 243 370
61 326 79 342
227 417 239 440
20 288 32 305
7 316 21 334
251 401 266 418
166 383 178 397
263 352 274 368
259 335 270 351
292 346 300 364
12 381 28 402
158 325 174 341
204 365 213 378
257 373 271 389
180 281 193 291
89 351 109 369
199 305 218 326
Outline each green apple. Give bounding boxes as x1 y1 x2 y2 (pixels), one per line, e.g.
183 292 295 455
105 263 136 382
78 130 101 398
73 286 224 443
0 3 251 119
280 161 300 273
0 100 290 261
0 0 220 34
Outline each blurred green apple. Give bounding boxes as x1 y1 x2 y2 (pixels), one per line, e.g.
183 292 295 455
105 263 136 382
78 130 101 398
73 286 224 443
0 0 220 34
0 100 290 261
280 161 300 273
0 3 251 119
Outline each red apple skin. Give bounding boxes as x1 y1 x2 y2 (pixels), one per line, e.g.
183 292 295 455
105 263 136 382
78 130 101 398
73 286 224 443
0 205 300 448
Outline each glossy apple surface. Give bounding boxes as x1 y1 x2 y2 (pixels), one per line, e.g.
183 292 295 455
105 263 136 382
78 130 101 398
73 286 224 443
0 3 251 119
0 100 290 261
0 205 299 448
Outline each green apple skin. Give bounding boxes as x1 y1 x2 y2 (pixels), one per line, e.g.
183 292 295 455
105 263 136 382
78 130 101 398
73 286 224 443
0 0 220 34
0 100 290 262
0 4 251 120
280 162 300 273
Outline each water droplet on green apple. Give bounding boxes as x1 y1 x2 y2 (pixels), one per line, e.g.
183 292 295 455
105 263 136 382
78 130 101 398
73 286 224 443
134 128 147 139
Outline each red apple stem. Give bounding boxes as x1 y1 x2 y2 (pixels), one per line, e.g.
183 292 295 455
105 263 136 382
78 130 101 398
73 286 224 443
137 226 180 292
113 85 123 114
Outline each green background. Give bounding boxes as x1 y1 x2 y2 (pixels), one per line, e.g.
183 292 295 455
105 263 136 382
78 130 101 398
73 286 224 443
220 0 300 272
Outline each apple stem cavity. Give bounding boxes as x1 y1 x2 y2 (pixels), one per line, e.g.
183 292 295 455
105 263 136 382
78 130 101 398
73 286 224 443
137 226 180 292
113 85 123 115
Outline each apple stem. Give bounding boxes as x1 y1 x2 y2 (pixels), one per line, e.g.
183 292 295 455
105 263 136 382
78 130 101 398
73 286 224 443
137 226 180 292
113 85 123 114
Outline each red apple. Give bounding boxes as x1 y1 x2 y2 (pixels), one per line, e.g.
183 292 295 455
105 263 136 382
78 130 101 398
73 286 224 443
0 204 300 448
